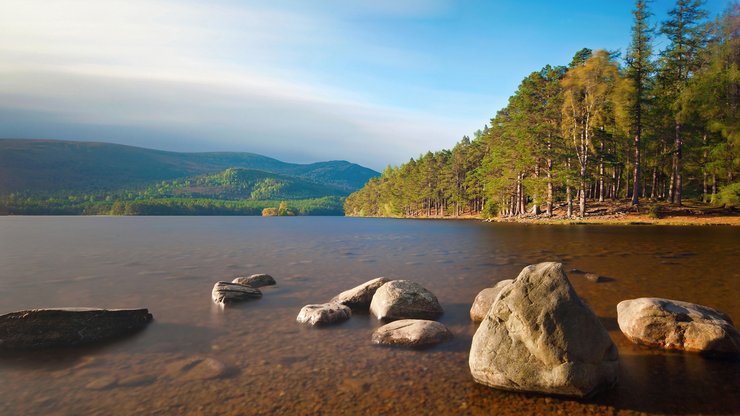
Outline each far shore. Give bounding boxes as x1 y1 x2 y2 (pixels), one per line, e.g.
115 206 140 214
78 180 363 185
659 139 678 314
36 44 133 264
351 201 740 226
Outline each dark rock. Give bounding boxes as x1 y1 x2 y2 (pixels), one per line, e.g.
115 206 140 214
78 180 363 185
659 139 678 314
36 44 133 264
0 308 153 350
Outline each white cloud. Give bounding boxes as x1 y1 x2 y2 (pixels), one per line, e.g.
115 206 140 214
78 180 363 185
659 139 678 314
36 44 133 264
0 0 479 169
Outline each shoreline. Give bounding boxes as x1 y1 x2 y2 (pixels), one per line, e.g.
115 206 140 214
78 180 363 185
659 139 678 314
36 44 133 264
347 201 740 226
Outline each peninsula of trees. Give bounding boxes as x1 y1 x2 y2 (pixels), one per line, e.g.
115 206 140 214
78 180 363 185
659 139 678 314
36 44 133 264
345 2 738 220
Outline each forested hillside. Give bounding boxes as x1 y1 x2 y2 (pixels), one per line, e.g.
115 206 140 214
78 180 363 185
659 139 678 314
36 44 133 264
0 140 378 216
0 139 378 194
346 2 738 219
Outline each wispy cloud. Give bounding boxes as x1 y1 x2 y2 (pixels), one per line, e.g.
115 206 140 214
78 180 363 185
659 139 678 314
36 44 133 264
0 0 491 169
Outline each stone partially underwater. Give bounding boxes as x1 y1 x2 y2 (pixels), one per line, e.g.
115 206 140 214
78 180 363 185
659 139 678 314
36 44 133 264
0 308 153 349
469 262 618 397
618 297 740 357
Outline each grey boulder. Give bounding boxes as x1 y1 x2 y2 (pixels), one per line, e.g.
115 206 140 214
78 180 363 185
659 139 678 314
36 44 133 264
369 280 443 321
617 297 740 356
331 277 389 310
372 319 452 348
231 274 276 288
470 279 514 322
296 302 351 326
212 282 262 305
469 262 619 397
0 308 153 349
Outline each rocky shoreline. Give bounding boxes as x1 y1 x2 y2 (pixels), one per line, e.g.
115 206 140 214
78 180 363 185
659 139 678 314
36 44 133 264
1 262 738 403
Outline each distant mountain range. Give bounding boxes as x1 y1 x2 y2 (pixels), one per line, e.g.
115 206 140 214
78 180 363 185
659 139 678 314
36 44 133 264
0 139 379 197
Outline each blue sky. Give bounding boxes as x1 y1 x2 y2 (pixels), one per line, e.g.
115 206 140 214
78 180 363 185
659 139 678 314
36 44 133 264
0 0 729 170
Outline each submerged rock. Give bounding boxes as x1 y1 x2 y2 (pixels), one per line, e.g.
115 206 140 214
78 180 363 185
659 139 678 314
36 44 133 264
369 280 443 321
212 282 262 305
0 308 153 350
469 262 619 397
617 297 740 356
85 376 118 390
231 274 276 288
372 319 452 348
584 273 603 283
165 356 228 381
470 279 514 322
331 277 389 310
296 302 351 326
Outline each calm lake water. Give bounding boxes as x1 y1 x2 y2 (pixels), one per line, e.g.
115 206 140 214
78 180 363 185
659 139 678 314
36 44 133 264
0 217 738 415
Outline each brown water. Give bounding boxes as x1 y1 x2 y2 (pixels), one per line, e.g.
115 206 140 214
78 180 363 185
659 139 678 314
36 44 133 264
0 217 738 416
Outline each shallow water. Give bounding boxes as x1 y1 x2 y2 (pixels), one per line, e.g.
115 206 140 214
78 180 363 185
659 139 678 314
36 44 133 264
0 217 738 415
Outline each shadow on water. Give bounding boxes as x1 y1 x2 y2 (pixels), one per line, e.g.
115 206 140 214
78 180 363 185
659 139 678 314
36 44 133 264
593 351 740 414
0 322 221 370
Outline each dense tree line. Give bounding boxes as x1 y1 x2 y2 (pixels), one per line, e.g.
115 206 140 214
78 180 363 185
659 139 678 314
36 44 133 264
346 2 738 218
0 195 344 216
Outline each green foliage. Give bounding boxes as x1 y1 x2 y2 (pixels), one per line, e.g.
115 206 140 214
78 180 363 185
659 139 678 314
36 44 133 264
346 2 737 219
715 182 740 207
0 139 379 195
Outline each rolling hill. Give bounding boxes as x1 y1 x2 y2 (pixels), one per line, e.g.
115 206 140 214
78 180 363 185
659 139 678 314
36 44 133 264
0 139 379 195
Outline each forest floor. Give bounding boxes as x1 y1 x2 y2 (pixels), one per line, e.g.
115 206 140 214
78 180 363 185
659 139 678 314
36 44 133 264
403 201 739 225
488 200 740 226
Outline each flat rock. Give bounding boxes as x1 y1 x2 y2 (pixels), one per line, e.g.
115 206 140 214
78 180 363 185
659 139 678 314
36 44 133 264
296 303 351 326
470 279 514 322
372 319 452 347
331 277 390 310
165 356 228 381
212 282 262 305
231 274 276 288
469 262 619 397
369 280 443 321
0 308 153 350
118 374 156 387
85 375 118 390
617 297 740 356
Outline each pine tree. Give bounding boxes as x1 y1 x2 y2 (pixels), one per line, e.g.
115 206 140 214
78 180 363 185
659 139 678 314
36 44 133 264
625 0 655 206
659 0 709 205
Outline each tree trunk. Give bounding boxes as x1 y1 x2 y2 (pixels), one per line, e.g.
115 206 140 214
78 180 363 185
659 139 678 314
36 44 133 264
579 166 587 218
702 133 708 203
532 164 541 215
673 123 683 205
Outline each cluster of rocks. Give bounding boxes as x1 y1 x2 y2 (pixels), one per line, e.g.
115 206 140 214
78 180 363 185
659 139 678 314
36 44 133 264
297 277 452 348
211 273 276 305
468 262 740 398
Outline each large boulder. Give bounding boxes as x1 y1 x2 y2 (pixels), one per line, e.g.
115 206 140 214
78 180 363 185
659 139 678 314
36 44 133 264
0 308 153 349
470 279 514 322
617 297 740 356
296 302 351 326
469 262 618 397
331 277 389 310
369 280 443 321
231 274 276 288
372 319 452 348
212 282 262 305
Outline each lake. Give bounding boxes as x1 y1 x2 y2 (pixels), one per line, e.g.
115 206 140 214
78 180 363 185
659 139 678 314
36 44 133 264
0 217 738 415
